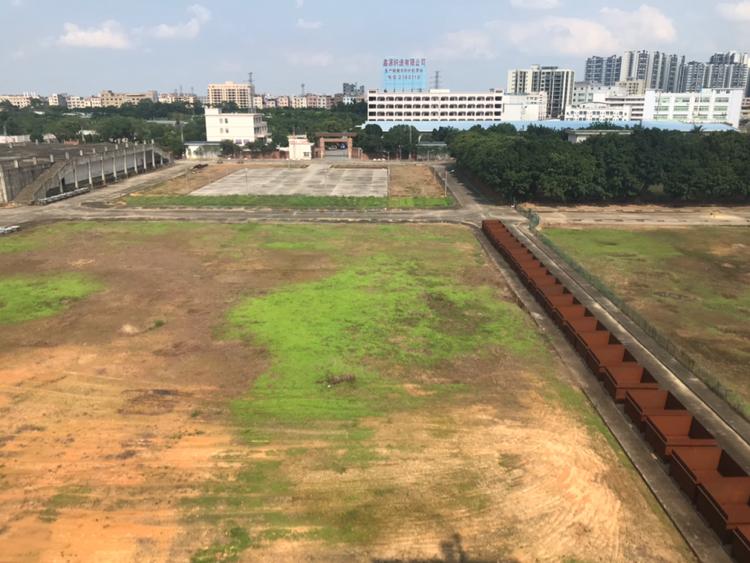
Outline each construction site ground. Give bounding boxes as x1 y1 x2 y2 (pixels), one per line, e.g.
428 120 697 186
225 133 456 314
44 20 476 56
0 221 692 562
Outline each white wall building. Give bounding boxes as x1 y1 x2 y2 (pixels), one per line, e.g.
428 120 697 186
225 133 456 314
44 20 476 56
502 92 549 120
572 82 624 105
284 135 313 160
642 88 744 127
367 89 504 123
205 107 269 145
158 92 199 106
565 102 633 121
742 97 750 122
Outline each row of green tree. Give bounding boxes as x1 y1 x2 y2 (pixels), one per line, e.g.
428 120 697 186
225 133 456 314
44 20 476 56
448 125 750 202
0 102 205 155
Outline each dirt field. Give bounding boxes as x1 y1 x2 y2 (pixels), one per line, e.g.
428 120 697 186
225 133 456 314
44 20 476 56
0 222 691 562
545 226 750 417
387 165 444 197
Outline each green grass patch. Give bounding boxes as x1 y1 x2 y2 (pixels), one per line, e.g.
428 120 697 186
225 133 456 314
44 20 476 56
0 273 102 324
123 194 454 209
39 486 92 522
190 526 254 563
226 254 536 431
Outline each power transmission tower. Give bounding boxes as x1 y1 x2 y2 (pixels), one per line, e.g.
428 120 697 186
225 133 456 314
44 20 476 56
432 71 441 90
301 83 306 96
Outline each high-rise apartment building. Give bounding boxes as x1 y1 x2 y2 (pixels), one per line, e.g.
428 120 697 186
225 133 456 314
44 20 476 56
584 55 622 86
507 65 574 118
342 82 365 98
207 81 255 109
620 51 685 92
681 52 750 95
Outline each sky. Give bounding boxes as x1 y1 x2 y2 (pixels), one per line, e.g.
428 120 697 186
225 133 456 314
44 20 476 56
1 0 749 96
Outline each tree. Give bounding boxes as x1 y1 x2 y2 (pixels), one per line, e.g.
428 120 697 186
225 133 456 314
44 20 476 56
356 124 384 156
383 125 419 159
220 139 240 156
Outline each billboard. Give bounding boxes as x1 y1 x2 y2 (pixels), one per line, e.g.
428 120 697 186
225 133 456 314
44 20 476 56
382 57 428 92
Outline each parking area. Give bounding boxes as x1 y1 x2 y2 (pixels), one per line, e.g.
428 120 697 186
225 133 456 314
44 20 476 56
191 163 388 197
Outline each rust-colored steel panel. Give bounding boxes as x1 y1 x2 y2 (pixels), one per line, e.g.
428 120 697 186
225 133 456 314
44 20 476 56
696 479 750 543
644 414 717 459
624 389 686 428
670 447 746 502
733 526 750 563
603 364 660 402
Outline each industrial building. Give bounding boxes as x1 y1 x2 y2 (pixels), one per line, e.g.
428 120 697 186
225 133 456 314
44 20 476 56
366 89 504 123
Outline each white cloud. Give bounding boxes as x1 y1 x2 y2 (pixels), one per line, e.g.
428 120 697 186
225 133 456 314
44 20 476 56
431 29 495 60
504 4 676 56
510 0 559 9
295 0 304 6
600 4 676 44
149 4 211 40
284 50 332 67
717 2 750 21
508 17 616 55
58 20 132 49
296 18 321 29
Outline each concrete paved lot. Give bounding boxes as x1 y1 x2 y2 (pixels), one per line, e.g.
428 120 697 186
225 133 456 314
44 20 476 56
191 163 388 197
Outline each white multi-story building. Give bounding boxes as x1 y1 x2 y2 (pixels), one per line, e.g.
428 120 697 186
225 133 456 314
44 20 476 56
565 103 633 122
158 92 199 106
616 79 647 96
276 96 290 108
571 82 625 105
205 107 268 145
566 92 646 122
367 89 504 123
642 89 744 127
507 65 574 118
207 81 254 109
502 92 548 120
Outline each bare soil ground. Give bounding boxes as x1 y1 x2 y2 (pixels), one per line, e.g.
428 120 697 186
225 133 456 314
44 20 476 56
0 222 692 562
387 165 443 197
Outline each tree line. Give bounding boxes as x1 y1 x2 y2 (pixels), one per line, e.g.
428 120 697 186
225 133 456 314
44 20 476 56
448 125 750 203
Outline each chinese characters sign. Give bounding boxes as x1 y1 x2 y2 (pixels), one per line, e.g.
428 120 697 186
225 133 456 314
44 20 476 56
382 57 428 92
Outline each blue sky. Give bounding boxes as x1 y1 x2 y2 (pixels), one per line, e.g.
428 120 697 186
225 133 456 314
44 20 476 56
1 0 749 96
